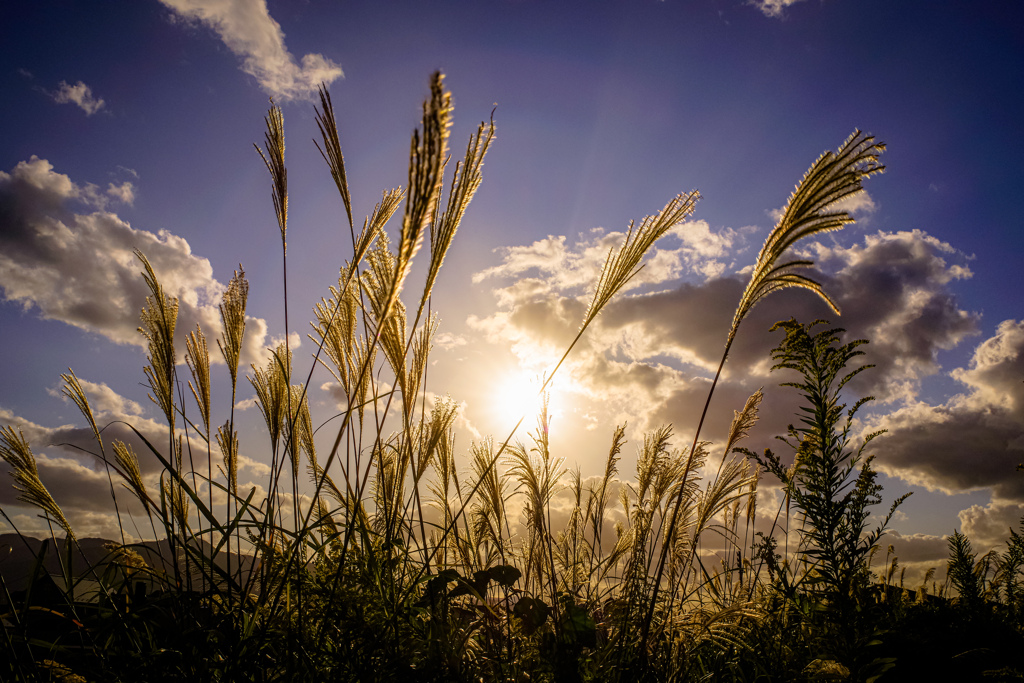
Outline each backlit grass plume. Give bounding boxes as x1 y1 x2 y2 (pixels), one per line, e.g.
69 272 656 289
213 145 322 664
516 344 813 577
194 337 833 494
218 268 248 388
383 71 451 325
216 421 239 496
727 130 885 348
257 103 288 250
185 325 212 434
0 426 75 541
60 369 102 450
584 190 701 331
112 439 148 506
137 250 179 429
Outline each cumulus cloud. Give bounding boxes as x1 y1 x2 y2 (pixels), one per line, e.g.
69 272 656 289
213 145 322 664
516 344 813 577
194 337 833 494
474 221 739 307
959 499 1024 550
0 156 271 365
160 0 343 100
466 214 998 510
868 320 1024 500
106 181 135 205
49 80 106 115
434 331 467 350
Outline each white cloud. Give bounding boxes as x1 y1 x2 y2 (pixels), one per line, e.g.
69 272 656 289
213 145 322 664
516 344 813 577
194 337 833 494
0 156 271 366
160 0 343 100
833 189 877 217
49 80 106 115
959 499 1024 550
106 181 135 205
48 378 144 418
434 331 467 349
751 0 809 18
473 220 739 304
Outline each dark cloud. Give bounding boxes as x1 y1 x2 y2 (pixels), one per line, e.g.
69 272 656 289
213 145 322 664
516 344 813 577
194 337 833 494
814 231 980 401
869 320 1024 501
469 222 1018 530
864 321 1024 501
597 230 979 402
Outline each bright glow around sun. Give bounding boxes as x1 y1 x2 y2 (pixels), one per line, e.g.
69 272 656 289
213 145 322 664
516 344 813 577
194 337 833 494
491 368 569 430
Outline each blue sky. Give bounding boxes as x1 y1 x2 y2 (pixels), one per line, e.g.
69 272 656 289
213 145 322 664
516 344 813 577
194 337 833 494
1 0 1022 582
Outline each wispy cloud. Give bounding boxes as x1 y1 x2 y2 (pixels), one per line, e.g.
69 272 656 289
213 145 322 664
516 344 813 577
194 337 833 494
0 156 272 366
49 80 106 115
159 0 343 100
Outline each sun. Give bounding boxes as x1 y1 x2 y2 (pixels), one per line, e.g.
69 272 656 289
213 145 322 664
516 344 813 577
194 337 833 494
490 368 568 430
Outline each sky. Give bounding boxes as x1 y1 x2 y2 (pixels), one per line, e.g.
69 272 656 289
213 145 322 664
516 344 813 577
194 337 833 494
1 0 1023 585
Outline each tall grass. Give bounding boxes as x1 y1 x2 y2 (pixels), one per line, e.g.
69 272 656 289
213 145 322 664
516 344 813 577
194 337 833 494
0 72 954 683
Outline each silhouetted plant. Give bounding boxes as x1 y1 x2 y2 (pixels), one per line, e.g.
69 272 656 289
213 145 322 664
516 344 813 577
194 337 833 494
743 319 909 673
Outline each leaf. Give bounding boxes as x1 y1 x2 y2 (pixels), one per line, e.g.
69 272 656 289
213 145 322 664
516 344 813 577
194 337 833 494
485 564 521 588
513 596 550 635
558 598 597 648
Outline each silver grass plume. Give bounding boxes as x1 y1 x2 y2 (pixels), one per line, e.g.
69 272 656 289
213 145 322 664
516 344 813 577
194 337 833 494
404 314 438 417
218 268 248 387
136 250 178 428
288 383 313 481
722 389 763 458
728 130 885 348
61 369 102 450
185 325 212 434
362 232 409 397
589 424 625 554
112 440 148 506
746 465 760 525
379 72 451 325
417 111 496 320
163 477 189 534
0 426 76 541
416 396 458 482
314 84 354 232
250 343 291 449
257 104 288 251
311 276 360 387
583 190 699 330
470 438 511 565
216 421 239 496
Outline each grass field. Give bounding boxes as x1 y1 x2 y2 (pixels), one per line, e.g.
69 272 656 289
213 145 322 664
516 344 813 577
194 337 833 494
2 72 1022 683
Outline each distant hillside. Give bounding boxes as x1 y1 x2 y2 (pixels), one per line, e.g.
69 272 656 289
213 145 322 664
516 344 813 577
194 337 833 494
0 533 256 595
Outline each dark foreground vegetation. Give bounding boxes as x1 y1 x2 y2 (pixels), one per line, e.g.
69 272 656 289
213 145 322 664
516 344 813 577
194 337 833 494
2 74 1023 682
